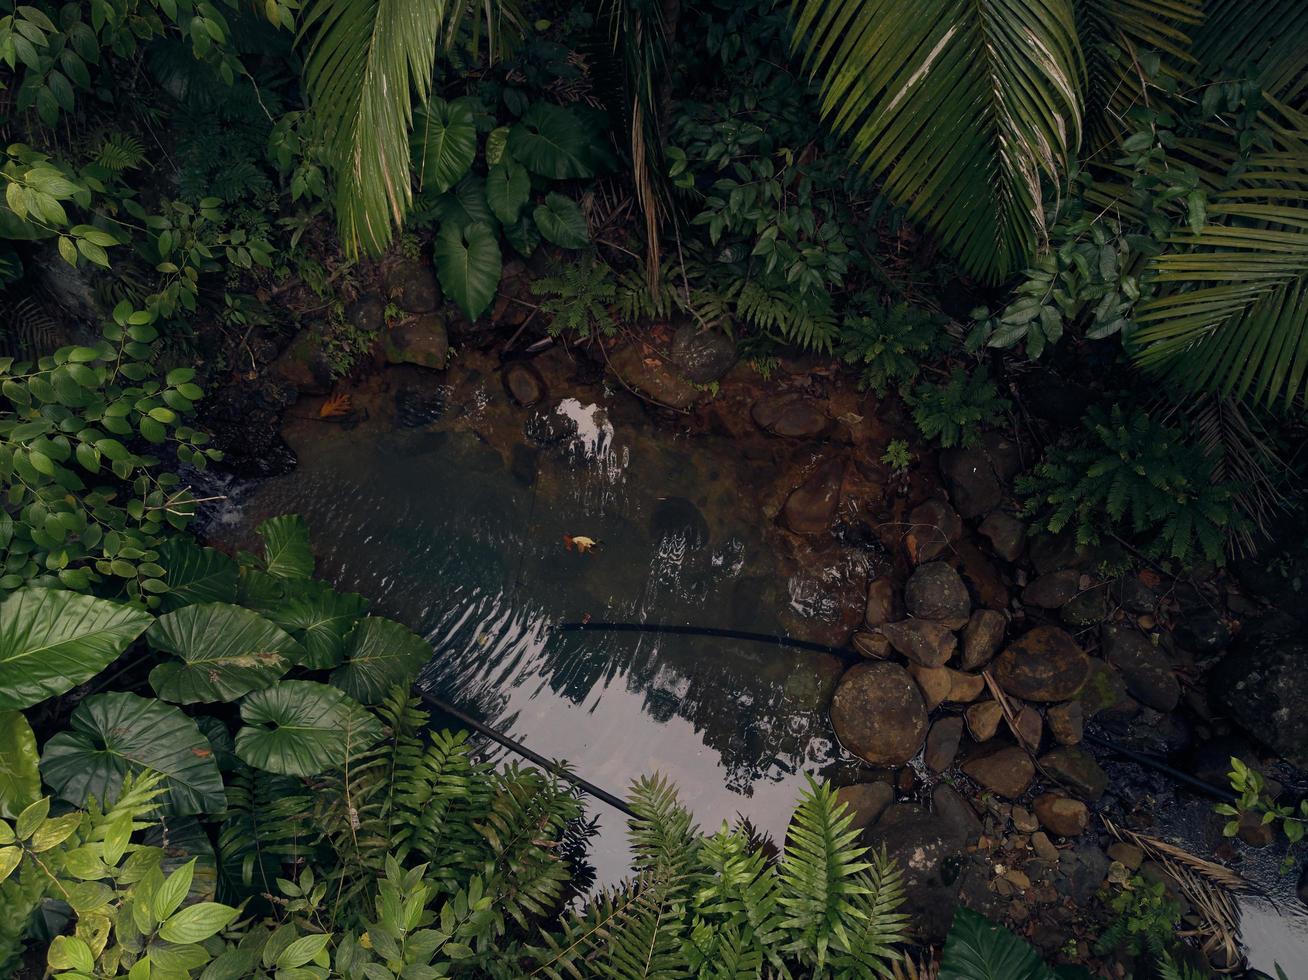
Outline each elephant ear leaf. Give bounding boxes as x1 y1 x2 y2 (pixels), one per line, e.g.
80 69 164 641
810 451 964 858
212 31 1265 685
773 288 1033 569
434 221 501 321
485 159 531 225
235 681 382 777
158 537 239 611
255 515 314 580
533 192 589 249
509 103 605 179
147 603 304 704
258 579 369 670
0 589 152 711
0 710 41 819
412 97 477 195
939 908 1053 980
331 617 431 704
40 693 226 816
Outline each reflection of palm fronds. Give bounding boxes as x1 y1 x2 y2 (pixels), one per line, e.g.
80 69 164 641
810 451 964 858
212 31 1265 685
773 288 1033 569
1102 817 1247 973
0 295 63 359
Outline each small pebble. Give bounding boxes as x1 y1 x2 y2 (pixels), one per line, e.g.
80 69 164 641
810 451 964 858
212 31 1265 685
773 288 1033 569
1011 806 1039 833
1031 831 1060 862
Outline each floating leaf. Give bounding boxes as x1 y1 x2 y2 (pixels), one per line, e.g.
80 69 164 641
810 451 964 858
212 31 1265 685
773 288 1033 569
235 681 382 777
41 693 225 816
318 392 353 419
0 589 152 711
533 193 589 249
148 603 304 703
0 710 40 819
256 515 314 580
434 221 502 321
331 616 431 703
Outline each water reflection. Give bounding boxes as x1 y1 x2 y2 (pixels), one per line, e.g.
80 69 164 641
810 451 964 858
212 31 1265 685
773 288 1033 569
215 375 848 882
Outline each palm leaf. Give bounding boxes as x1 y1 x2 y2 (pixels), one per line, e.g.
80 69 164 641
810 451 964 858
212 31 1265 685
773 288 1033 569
1192 0 1308 105
789 0 1085 282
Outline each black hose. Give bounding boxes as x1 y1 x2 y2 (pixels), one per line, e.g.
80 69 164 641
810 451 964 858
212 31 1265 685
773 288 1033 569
1083 733 1237 803
557 620 853 658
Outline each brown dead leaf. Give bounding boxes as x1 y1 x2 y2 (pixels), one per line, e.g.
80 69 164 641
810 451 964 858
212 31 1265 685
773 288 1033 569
320 392 353 419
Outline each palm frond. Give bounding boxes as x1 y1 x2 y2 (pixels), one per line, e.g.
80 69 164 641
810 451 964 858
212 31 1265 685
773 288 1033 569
1192 0 1308 105
789 0 1085 282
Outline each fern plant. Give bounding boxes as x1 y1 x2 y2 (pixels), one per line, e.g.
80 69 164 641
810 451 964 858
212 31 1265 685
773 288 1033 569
532 257 617 339
907 368 1009 449
838 302 944 394
1017 404 1236 565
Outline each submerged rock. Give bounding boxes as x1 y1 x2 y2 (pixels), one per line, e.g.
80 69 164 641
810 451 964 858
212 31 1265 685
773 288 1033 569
904 562 971 622
781 458 845 535
992 627 1090 702
650 496 710 550
394 384 447 427
384 314 449 369
608 343 700 409
501 362 546 406
830 662 928 767
670 324 737 383
751 394 831 439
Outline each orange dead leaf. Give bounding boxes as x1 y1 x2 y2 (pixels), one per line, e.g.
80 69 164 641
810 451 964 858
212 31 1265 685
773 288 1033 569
320 392 353 419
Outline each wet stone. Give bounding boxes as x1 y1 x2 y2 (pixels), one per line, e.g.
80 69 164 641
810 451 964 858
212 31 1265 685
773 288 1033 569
1061 584 1110 627
1033 793 1088 837
906 499 962 563
751 395 831 439
501 362 546 406
880 619 957 667
1039 746 1109 803
978 511 1026 562
992 627 1090 702
384 314 449 369
1077 658 1137 722
965 700 1003 742
962 745 1035 799
1022 569 1081 609
782 458 846 535
925 716 964 772
904 562 971 622
946 669 985 703
835 781 894 832
1101 623 1179 712
939 448 1002 519
864 577 901 629
863 807 966 942
933 784 983 845
670 324 736 384
960 609 1006 670
1046 701 1083 746
911 664 953 712
830 662 929 767
852 631 891 659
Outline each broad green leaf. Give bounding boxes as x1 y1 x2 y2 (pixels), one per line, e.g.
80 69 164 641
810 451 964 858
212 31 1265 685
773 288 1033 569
533 193 589 249
509 104 603 179
147 603 304 703
485 125 510 165
158 902 239 944
256 515 314 579
235 681 383 777
142 816 217 904
412 98 477 195
158 538 239 610
331 616 431 704
153 858 195 921
0 710 40 818
432 174 496 232
434 221 501 321
939 908 1051 980
0 589 152 710
41 693 225 816
259 579 370 669
485 159 531 225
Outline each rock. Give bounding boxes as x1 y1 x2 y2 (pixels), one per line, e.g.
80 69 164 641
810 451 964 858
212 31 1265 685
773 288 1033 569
1210 615 1308 767
880 620 957 667
650 497 710 550
933 784 983 845
1116 575 1157 614
1101 624 1179 712
960 610 1006 670
939 448 1002 519
670 324 736 383
1107 843 1143 870
781 458 846 535
1033 793 1088 837
1046 702 1083 746
1187 734 1260 791
383 258 441 313
346 292 385 332
751 395 831 439
835 781 894 831
911 665 953 712
979 432 1023 485
906 500 962 563
1061 584 1110 628
830 662 929 767
864 807 966 941
965 701 1003 741
992 627 1090 702
864 578 901 629
1054 841 1109 904
608 343 700 409
956 540 1009 613
925 717 964 772
946 669 985 703
978 512 1026 562
501 362 546 406
384 314 449 368
904 562 971 622
852 631 891 659
1028 533 1092 577
1039 747 1109 803
1077 658 1138 722
782 654 845 711
1175 609 1232 655
963 746 1035 799
1032 832 1060 862
1013 704 1043 752
395 384 447 427
271 327 336 395
201 376 298 478
1022 570 1081 609
1011 805 1039 833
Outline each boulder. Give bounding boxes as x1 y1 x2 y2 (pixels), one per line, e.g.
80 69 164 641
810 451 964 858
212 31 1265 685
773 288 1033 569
384 314 448 369
978 512 1026 562
904 562 971 622
1046 701 1083 746
1039 747 1109 802
830 662 929 767
1022 570 1081 609
946 669 985 703
864 577 901 629
965 701 1003 741
960 609 1006 670
863 807 966 941
962 745 1035 799
751 395 831 439
1061 584 1110 628
939 448 1002 519
608 343 700 409
1033 793 1088 837
910 664 952 712
880 620 957 667
932 784 983 845
992 627 1090 702
501 362 546 406
1209 614 1308 767
1101 624 1179 712
1077 658 1138 722
271 327 336 395
781 458 846 535
925 716 964 772
346 292 385 332
670 324 737 383
835 781 894 831
906 499 962 563
383 257 441 313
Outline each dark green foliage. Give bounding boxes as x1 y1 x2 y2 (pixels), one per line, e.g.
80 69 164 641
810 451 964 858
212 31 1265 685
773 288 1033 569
839 302 944 394
1018 405 1236 565
1095 874 1183 960
532 256 617 339
907 368 1009 449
